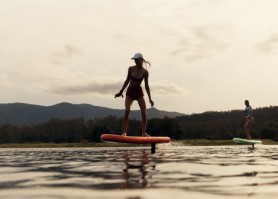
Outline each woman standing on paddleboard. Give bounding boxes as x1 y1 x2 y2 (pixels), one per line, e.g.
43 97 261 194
115 53 154 137
244 100 253 139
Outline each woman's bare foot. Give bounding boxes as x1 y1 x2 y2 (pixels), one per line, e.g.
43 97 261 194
142 133 150 137
121 133 127 136
247 135 252 140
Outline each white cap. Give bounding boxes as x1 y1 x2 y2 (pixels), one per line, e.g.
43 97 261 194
131 53 143 59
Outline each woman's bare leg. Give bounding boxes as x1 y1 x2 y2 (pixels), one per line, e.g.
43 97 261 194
122 96 133 136
244 121 252 139
138 97 149 136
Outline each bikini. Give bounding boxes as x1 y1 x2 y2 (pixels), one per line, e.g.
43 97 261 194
126 68 145 100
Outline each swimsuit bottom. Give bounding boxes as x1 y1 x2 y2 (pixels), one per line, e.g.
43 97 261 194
126 87 144 100
245 117 254 122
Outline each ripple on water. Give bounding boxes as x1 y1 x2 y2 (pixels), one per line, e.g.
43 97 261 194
0 146 278 198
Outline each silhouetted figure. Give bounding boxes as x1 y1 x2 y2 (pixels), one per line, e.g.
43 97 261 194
115 53 154 137
244 100 253 139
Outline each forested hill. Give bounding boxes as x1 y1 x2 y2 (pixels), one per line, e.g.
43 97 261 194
175 106 278 140
0 105 278 143
0 102 184 125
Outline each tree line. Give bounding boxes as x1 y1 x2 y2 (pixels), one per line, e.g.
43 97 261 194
0 106 278 143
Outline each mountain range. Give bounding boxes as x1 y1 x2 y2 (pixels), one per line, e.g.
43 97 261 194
0 102 184 125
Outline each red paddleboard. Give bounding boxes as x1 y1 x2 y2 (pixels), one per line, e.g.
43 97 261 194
100 134 171 144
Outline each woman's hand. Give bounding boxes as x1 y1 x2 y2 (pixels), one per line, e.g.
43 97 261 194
149 99 154 107
115 92 123 98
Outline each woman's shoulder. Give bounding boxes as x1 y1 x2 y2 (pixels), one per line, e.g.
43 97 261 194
128 66 136 70
246 106 252 110
128 66 135 72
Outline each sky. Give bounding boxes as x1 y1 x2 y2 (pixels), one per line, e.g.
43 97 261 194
1 0 278 114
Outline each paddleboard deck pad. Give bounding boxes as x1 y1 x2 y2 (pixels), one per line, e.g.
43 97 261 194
101 134 171 144
233 138 262 144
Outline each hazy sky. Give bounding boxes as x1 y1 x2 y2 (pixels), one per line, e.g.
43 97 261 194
1 0 278 114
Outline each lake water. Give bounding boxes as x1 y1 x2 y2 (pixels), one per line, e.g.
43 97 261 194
0 144 278 199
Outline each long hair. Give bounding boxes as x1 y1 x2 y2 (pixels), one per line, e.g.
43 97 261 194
142 58 151 68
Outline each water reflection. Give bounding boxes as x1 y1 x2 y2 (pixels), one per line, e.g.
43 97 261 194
121 150 156 189
0 146 278 198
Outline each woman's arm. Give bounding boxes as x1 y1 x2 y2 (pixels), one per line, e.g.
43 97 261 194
115 67 132 98
144 70 154 106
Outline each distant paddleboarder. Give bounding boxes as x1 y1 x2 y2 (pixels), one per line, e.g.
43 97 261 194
115 53 154 137
244 100 253 139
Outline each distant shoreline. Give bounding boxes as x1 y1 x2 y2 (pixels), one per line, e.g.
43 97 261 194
0 139 277 148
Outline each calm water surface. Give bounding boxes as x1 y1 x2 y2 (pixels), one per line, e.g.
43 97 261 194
0 145 278 199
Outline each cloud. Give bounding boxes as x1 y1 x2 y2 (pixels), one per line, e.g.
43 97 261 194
255 34 278 53
0 74 14 87
50 81 122 96
170 25 232 62
152 82 188 96
49 80 188 97
49 44 81 64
